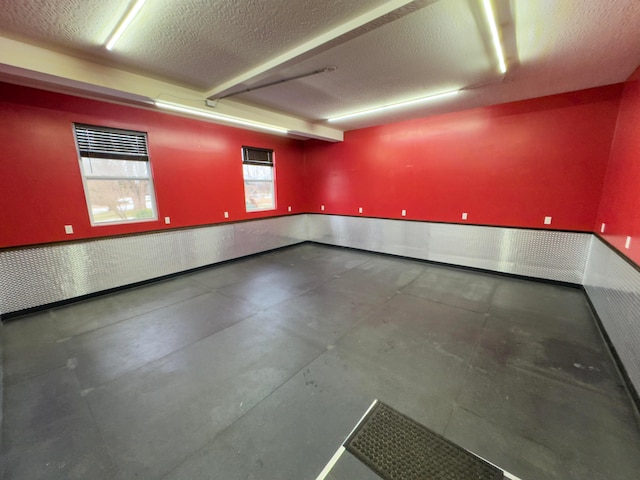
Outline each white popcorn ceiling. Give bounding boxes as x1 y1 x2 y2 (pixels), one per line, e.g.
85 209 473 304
0 0 639 132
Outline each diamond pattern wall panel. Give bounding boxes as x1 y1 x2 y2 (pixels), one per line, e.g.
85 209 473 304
584 237 640 393
0 215 307 315
307 215 590 284
0 214 591 316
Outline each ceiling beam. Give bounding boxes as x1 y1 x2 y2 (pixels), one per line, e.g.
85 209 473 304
204 0 418 99
0 36 344 141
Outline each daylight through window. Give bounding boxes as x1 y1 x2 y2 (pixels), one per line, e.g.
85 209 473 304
74 124 158 225
242 146 275 212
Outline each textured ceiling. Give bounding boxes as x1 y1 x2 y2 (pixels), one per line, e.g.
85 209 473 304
1 0 639 134
0 0 390 89
236 0 493 120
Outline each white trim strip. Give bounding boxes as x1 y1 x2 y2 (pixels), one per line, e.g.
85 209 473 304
470 450 523 480
314 446 346 480
314 399 379 480
504 471 524 480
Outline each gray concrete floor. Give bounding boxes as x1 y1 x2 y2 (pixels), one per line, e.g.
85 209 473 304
1 243 639 479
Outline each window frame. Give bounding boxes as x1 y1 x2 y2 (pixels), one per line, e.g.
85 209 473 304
73 123 159 226
242 146 276 212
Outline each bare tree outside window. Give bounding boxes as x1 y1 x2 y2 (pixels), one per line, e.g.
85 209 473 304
75 125 157 224
242 147 275 211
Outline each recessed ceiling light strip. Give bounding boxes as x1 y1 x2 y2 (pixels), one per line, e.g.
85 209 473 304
327 90 460 123
105 0 148 51
482 0 507 74
154 100 289 134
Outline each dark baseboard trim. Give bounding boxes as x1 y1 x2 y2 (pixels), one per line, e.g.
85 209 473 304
307 240 583 289
0 242 304 322
594 233 640 275
2 239 638 422
0 238 583 321
582 287 640 420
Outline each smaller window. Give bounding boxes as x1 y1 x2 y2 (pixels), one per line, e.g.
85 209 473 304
74 124 158 225
242 146 275 212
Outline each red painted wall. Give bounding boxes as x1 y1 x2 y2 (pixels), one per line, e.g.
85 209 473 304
0 82 628 251
0 83 305 248
303 86 622 232
597 66 640 265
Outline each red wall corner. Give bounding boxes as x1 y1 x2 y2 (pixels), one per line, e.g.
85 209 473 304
596 66 640 265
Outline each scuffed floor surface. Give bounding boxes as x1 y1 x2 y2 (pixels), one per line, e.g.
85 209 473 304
1 244 639 479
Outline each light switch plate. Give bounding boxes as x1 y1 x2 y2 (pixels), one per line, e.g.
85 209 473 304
461 212 468 220
544 216 552 225
64 225 73 234
164 216 171 224
224 211 229 219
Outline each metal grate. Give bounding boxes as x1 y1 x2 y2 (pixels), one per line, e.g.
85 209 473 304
242 146 273 166
345 402 503 480
74 124 149 160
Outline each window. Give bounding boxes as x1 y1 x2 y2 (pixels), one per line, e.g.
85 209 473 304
74 124 158 225
242 146 275 211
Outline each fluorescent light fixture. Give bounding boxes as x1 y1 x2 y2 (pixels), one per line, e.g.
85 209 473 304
106 0 147 51
482 0 507 74
327 90 460 123
154 100 289 134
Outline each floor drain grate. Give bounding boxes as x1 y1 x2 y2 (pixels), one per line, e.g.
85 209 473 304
344 402 503 480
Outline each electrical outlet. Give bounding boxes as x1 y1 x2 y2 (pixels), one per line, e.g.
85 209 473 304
625 236 631 249
401 209 406 217
544 216 552 225
288 206 292 212
461 212 468 220
64 225 73 234
321 205 325 211
224 211 229 219
164 216 171 224
600 223 606 233
358 207 363 214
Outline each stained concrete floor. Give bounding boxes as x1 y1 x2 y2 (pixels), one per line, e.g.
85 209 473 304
1 243 640 479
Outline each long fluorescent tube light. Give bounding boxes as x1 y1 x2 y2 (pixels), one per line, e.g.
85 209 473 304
106 0 147 51
482 0 507 74
155 101 289 134
327 90 460 123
